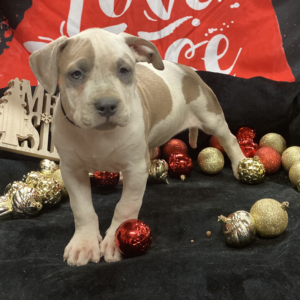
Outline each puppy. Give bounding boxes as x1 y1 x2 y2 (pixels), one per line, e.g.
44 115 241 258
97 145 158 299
29 28 246 266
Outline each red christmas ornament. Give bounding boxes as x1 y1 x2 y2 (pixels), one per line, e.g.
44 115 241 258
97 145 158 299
209 136 225 153
168 153 193 180
162 139 188 161
236 127 256 140
115 219 152 258
92 171 120 188
254 147 281 174
238 138 259 158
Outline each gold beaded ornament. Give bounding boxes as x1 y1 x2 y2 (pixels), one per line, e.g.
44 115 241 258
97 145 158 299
237 157 266 184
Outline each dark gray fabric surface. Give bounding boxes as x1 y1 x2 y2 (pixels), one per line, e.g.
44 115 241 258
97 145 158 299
0 72 300 299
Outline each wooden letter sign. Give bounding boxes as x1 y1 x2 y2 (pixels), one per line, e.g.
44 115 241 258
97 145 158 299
0 78 59 161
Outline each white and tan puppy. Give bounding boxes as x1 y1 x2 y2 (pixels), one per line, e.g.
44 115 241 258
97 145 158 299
29 28 245 266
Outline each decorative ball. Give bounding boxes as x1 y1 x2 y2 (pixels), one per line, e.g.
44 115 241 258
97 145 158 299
208 136 225 153
259 133 287 155
250 199 289 237
93 171 120 188
115 219 152 257
238 138 259 158
237 157 266 184
236 127 256 140
289 161 300 192
35 177 62 206
5 181 27 201
148 159 169 184
168 153 193 181
281 146 300 171
254 147 281 174
197 147 224 175
39 159 59 175
162 139 188 161
218 210 256 247
49 169 68 198
12 186 43 216
23 171 45 188
0 195 12 217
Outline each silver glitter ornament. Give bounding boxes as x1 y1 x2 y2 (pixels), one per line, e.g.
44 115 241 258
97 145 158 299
12 186 43 216
148 159 169 184
0 195 12 217
4 181 27 201
218 210 256 247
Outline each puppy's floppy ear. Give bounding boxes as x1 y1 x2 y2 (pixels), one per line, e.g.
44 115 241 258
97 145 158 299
119 32 164 71
29 36 68 95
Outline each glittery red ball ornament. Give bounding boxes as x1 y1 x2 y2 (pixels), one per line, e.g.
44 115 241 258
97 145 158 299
168 153 193 180
236 127 256 140
238 138 259 158
93 171 120 188
162 139 188 161
254 147 281 174
115 219 152 258
209 136 225 153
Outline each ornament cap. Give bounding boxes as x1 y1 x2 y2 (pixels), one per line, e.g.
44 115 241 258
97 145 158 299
180 174 186 181
281 202 289 210
218 215 227 224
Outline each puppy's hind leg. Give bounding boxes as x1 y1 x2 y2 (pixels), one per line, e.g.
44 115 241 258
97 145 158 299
190 89 245 178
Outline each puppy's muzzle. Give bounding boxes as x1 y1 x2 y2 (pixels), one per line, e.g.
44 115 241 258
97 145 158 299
94 98 118 118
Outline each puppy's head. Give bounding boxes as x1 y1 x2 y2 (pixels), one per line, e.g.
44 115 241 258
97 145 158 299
29 28 164 130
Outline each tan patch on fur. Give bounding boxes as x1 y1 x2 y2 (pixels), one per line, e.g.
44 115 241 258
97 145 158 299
57 37 95 117
58 36 95 93
136 64 172 133
177 63 222 115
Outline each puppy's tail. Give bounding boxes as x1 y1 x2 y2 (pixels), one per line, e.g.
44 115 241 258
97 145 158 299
189 128 198 149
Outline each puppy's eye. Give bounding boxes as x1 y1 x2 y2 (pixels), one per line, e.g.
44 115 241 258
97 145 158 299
71 70 83 80
119 68 130 76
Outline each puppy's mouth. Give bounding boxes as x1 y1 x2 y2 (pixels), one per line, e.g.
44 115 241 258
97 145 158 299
79 114 129 131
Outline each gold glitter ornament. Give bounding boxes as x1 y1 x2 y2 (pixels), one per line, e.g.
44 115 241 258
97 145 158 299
23 171 45 188
281 146 300 172
218 211 256 247
259 133 287 155
0 195 12 217
289 161 300 192
148 159 169 184
197 147 224 175
49 169 68 198
12 186 43 216
35 177 62 206
39 159 59 175
250 199 289 237
237 157 266 184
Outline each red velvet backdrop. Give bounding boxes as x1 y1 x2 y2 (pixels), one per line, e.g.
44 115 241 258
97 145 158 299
0 0 295 88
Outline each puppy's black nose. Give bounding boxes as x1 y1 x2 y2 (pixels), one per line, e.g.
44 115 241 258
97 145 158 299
94 99 118 118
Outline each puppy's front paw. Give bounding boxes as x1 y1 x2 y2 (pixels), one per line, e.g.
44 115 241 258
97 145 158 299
100 229 123 263
64 231 102 266
232 155 247 180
